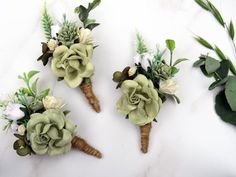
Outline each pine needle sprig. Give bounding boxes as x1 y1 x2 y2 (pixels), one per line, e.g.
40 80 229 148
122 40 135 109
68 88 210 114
41 3 53 41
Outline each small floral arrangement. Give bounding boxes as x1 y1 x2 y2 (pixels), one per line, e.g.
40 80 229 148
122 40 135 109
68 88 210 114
112 34 187 153
193 0 236 126
37 0 101 113
0 71 102 158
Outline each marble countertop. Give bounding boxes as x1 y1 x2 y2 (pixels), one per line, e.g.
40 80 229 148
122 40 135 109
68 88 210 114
1 0 236 177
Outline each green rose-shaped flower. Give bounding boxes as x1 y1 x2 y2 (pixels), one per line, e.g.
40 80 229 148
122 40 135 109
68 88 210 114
51 44 95 88
27 109 76 156
117 74 162 126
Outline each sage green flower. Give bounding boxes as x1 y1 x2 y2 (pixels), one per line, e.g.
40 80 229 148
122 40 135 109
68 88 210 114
117 74 162 126
27 109 76 156
51 44 94 88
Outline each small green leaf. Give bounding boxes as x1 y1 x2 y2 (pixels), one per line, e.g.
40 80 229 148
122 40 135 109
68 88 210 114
229 20 235 40
173 95 180 104
205 57 220 74
63 110 71 116
195 36 213 49
166 39 175 53
14 134 25 140
215 90 236 126
40 89 50 97
207 0 225 27
84 19 96 27
225 76 236 111
86 23 100 31
173 58 188 66
194 0 209 10
193 58 206 67
208 77 228 90
31 78 39 93
78 5 88 22
214 46 227 60
88 0 101 11
27 71 39 80
171 66 179 75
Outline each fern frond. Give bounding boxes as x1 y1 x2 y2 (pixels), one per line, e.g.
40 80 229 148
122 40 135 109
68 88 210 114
136 33 148 54
41 3 53 41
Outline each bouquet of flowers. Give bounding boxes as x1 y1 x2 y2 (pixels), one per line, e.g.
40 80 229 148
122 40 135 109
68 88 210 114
113 34 187 153
37 0 101 113
0 71 102 158
193 0 236 126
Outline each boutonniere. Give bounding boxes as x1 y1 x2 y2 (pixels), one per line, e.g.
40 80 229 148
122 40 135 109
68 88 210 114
193 0 236 125
37 0 101 113
0 71 102 158
112 34 187 153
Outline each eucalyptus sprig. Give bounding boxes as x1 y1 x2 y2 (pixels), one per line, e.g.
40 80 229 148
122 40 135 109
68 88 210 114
193 0 236 126
74 0 101 30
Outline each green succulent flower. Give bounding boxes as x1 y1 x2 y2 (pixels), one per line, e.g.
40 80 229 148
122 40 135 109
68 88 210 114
51 44 94 88
27 109 76 156
57 18 79 47
117 74 162 126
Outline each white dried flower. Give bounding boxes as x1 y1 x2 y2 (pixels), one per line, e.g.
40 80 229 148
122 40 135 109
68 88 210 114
78 28 94 45
42 96 64 109
18 124 26 135
159 79 178 95
128 66 137 77
4 103 25 121
47 39 58 51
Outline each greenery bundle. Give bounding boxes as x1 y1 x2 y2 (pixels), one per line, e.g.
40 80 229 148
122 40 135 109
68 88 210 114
0 71 102 158
112 34 187 153
193 0 236 125
37 0 101 113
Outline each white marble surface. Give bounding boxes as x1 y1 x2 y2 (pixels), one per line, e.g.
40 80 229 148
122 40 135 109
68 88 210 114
1 0 236 177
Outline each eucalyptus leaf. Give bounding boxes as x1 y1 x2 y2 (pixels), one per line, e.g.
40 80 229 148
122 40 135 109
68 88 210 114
208 77 228 90
205 57 220 74
215 90 236 126
225 76 236 111
173 58 188 66
166 39 175 53
195 36 213 49
193 58 205 67
215 60 229 79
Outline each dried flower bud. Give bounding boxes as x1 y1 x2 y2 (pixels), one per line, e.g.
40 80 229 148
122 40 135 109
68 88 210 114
18 124 26 135
42 96 64 109
128 66 137 77
47 39 58 51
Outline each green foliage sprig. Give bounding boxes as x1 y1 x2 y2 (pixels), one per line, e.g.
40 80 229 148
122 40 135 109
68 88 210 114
74 0 101 30
41 3 54 41
193 0 236 126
